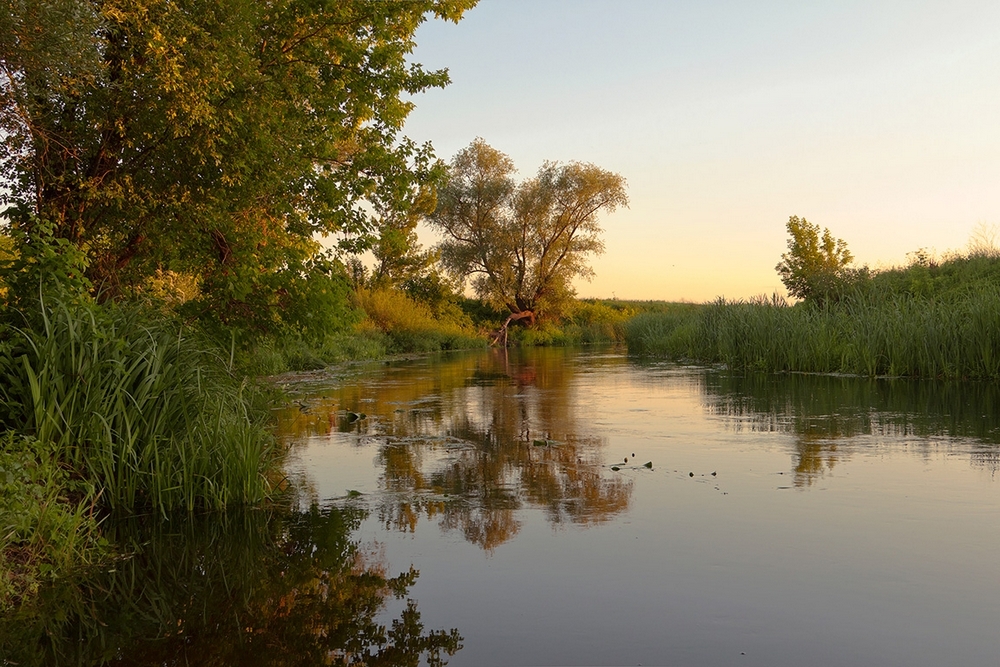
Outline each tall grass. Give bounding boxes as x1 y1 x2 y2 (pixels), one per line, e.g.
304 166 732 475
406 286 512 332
503 299 701 347
354 287 483 352
625 255 1000 380
238 330 391 375
0 297 277 513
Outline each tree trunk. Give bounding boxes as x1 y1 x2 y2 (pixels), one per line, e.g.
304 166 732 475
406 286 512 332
490 310 535 347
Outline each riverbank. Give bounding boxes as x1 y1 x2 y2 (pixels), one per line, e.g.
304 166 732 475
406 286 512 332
624 252 1000 379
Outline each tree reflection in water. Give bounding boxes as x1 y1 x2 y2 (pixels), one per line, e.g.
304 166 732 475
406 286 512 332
704 371 1000 486
0 503 462 666
277 348 632 550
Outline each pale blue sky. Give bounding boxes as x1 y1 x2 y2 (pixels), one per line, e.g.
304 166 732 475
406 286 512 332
403 0 1000 301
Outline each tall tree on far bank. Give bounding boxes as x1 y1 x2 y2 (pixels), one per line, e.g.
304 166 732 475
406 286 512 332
776 216 854 304
0 0 475 328
428 139 627 333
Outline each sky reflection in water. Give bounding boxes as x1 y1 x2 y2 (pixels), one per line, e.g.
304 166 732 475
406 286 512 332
278 348 1000 667
8 348 994 665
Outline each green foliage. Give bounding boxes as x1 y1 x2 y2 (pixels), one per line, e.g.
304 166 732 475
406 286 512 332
775 215 854 304
1 0 476 322
403 270 465 318
0 296 277 513
354 287 483 353
0 230 15 295
456 296 508 330
429 139 628 325
239 330 391 375
626 253 1000 379
369 185 442 291
0 219 92 312
187 253 361 343
0 434 108 610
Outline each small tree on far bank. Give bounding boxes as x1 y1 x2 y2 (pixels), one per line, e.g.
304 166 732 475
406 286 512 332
428 139 627 340
775 216 854 304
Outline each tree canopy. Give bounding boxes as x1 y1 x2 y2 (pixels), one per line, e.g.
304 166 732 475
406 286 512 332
428 139 627 330
0 0 475 329
775 215 854 304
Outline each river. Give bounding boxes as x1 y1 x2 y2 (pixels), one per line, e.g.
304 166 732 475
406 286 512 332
4 347 999 666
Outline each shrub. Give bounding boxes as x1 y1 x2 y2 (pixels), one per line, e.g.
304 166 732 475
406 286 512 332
0 434 107 610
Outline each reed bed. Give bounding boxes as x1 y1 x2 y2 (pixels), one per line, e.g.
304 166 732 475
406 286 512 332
0 297 277 513
625 255 1000 380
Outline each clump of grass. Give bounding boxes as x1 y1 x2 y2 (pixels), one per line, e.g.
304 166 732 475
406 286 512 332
502 299 700 347
0 296 277 513
238 330 391 375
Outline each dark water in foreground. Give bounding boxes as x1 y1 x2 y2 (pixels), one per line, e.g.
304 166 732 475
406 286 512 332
4 348 1000 666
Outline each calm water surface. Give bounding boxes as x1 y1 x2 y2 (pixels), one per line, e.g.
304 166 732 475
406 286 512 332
5 347 999 666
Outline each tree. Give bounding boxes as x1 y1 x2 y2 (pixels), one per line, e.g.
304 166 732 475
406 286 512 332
0 0 476 327
775 215 854 304
369 185 440 290
428 139 627 335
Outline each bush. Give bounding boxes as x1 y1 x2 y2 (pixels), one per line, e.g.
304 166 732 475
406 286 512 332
0 434 108 610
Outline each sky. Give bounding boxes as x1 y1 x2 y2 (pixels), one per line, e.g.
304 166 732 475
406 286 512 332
401 0 1000 302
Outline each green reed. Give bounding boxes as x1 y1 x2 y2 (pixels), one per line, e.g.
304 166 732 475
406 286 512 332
624 255 1000 380
0 297 277 513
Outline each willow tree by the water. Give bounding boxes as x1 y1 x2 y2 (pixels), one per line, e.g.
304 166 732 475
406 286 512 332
428 139 627 340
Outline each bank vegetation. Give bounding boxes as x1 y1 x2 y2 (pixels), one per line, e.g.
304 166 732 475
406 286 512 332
626 223 1000 380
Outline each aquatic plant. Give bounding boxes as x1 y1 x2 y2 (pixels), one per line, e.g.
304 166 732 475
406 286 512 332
624 254 1000 380
0 296 277 513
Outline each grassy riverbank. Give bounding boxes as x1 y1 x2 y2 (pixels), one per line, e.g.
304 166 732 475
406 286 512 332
0 281 487 606
498 299 697 347
0 296 282 607
625 253 1000 379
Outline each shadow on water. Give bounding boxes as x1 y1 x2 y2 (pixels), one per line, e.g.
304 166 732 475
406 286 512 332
276 348 632 550
703 371 1000 485
0 502 462 667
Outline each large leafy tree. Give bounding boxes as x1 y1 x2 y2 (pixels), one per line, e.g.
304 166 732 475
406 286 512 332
775 215 854 304
0 0 475 327
429 139 627 332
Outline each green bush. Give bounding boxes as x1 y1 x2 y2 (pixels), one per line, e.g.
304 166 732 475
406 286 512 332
0 434 107 610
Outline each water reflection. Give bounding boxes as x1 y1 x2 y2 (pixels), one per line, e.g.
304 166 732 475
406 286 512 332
264 351 1000 665
0 503 461 666
704 371 1000 485
277 349 632 550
